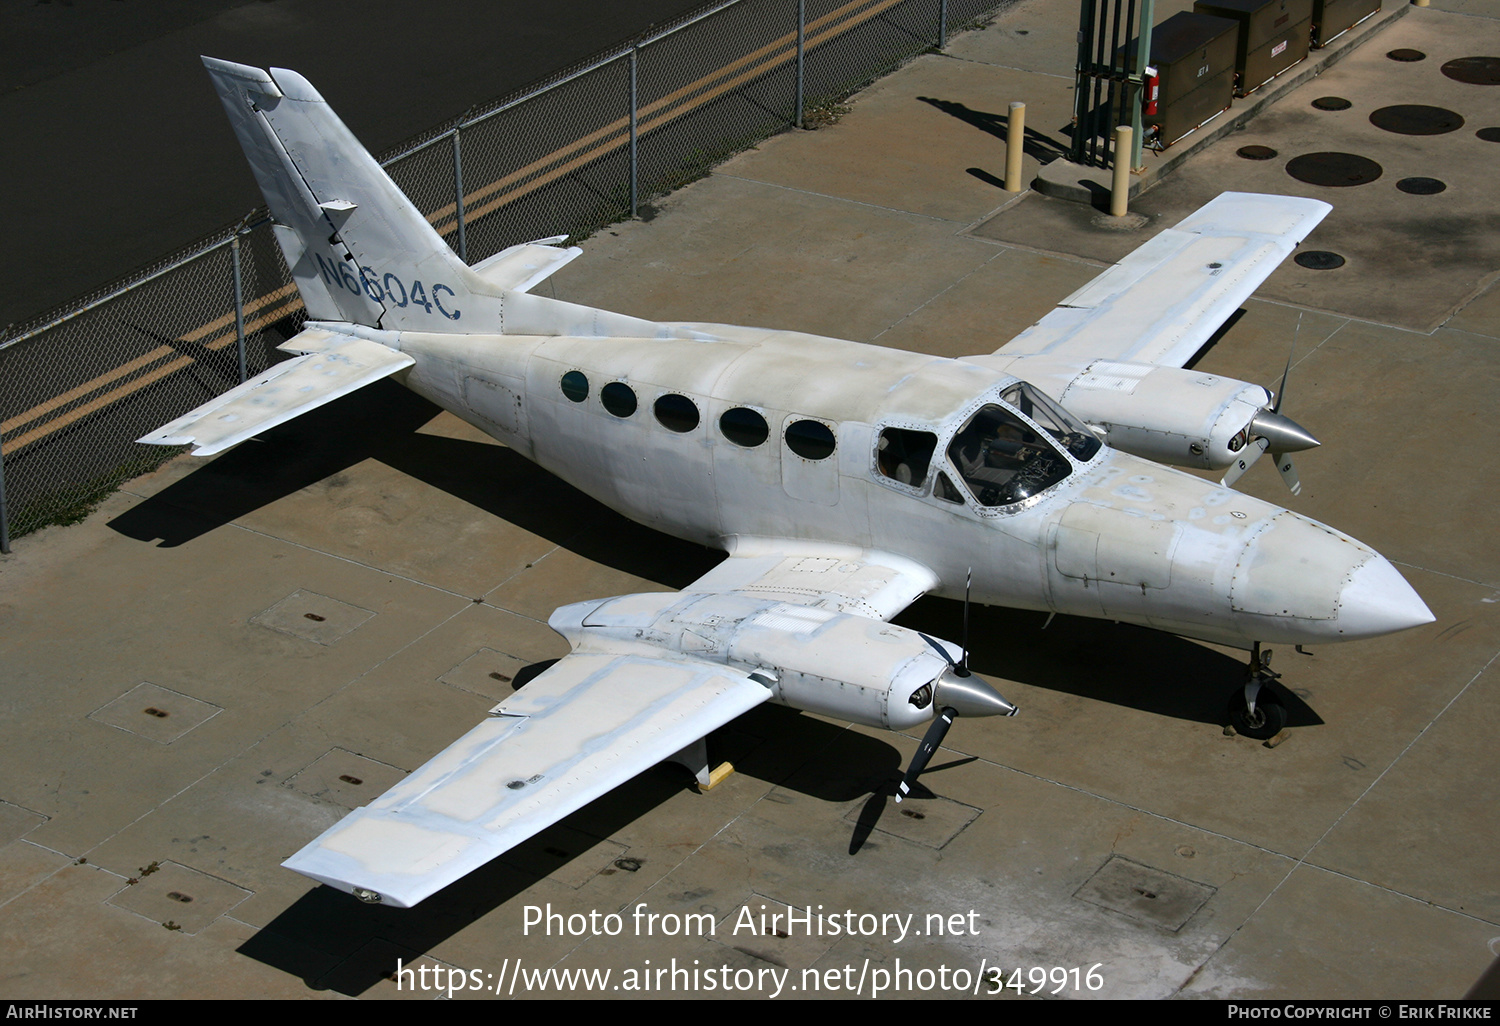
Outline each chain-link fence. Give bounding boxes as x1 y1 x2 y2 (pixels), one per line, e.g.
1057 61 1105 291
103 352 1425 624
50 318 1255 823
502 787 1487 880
0 0 1008 551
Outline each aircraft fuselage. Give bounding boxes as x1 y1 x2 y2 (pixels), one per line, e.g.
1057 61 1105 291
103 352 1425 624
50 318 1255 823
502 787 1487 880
378 322 1422 650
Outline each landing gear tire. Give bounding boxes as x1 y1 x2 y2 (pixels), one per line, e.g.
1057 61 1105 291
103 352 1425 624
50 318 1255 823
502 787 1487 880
1229 688 1286 740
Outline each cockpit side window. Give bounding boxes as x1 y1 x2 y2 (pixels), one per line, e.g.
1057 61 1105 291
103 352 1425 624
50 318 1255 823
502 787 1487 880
876 428 937 488
933 471 965 504
999 382 1102 462
947 403 1073 507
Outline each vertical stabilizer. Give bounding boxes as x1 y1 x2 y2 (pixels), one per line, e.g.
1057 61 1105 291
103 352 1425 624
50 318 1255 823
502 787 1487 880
202 57 490 331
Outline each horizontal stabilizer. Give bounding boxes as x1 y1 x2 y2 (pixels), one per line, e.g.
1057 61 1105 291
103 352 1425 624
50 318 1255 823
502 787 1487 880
137 327 413 455
470 236 582 293
283 652 769 908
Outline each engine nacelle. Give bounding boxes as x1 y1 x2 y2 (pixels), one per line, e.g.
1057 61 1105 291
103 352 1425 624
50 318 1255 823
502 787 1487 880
1027 360 1270 471
551 592 972 731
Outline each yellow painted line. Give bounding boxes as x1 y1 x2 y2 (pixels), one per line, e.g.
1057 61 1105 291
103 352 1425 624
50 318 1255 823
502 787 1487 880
2 296 304 451
2 283 301 438
428 0 901 233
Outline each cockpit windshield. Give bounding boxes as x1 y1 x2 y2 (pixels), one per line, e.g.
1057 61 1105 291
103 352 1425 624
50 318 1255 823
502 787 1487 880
945 384 1098 508
999 382 1102 463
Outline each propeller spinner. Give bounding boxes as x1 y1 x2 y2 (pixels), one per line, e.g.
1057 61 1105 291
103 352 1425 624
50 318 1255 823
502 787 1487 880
1221 346 1320 494
895 574 1017 803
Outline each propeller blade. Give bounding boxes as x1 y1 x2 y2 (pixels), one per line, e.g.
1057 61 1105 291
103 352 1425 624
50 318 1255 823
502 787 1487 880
960 568 972 676
1221 437 1269 489
1272 350 1293 415
895 707 955 804
1276 454 1302 496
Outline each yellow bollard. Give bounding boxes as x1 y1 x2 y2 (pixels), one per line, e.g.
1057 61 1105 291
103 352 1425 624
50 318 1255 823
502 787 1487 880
1005 102 1026 191
1412 0 1429 7
1110 125 1132 216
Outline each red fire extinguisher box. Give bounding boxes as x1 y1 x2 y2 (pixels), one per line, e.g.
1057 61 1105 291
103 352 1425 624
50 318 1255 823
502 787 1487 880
1121 12 1238 149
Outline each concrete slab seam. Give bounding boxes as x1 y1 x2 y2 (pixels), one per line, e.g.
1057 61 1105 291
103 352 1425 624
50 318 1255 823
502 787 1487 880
227 520 474 602
871 248 1013 343
711 172 979 228
1221 646 1500 948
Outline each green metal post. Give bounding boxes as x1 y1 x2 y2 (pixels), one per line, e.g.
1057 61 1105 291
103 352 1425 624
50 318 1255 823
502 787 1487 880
1131 0 1155 170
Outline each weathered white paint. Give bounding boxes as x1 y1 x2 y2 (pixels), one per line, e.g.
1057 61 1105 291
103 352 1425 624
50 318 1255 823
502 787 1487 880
141 60 1434 907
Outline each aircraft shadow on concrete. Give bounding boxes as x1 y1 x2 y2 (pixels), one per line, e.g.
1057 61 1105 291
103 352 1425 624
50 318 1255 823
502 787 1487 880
117 384 1323 991
238 620 1321 996
897 596 1322 733
106 380 722 589
238 701 903 996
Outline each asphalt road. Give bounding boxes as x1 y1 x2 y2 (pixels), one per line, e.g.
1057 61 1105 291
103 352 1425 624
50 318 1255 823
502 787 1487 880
0 0 712 330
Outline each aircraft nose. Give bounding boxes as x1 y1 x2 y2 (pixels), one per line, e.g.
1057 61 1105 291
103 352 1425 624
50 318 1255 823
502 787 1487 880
1336 555 1435 639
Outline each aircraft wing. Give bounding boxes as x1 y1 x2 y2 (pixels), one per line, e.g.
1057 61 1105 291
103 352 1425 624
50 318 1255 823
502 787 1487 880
137 326 413 456
994 193 1331 369
283 547 937 908
283 651 770 908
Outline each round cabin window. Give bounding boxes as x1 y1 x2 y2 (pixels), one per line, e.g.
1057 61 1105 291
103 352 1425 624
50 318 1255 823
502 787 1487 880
560 370 588 403
600 382 638 418
654 393 700 433
719 407 769 447
785 419 836 460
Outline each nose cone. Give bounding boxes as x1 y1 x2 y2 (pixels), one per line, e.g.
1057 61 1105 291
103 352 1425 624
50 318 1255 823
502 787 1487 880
1230 511 1434 643
1336 555 1435 639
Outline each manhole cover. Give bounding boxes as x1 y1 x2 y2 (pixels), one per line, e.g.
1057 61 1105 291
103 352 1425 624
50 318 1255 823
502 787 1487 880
1442 56 1500 85
1397 177 1447 195
1295 251 1346 270
1286 152 1382 187
1387 49 1425 62
1075 856 1216 932
1237 145 1278 160
1478 127 1500 143
1369 105 1465 135
1312 96 1352 111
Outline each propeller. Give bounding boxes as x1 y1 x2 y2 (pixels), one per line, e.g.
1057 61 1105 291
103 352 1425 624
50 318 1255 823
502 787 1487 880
895 572 1017 803
1221 320 1320 494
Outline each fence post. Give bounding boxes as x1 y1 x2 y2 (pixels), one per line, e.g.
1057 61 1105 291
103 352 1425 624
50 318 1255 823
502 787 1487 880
796 0 806 128
939 0 948 49
0 431 10 555
452 129 468 262
629 46 640 218
231 233 248 384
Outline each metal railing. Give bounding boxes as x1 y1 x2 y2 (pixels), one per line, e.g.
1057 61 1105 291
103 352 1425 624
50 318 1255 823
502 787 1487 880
0 0 1007 552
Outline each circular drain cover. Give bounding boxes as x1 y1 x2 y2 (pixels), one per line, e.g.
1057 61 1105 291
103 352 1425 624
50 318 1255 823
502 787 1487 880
1295 251 1345 270
1442 56 1500 85
1397 177 1447 195
1312 96 1352 111
1478 127 1500 143
1370 104 1465 135
1286 152 1383 187
1387 48 1426 62
1237 144 1278 160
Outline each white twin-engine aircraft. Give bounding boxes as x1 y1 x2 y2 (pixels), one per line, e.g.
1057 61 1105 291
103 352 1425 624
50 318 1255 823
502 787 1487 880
141 59 1433 908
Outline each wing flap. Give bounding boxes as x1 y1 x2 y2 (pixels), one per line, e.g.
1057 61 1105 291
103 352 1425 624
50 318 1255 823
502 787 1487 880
282 653 769 908
136 328 413 455
686 545 937 620
995 193 1331 369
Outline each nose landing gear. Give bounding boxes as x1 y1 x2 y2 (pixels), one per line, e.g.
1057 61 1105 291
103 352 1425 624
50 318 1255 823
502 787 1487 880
1228 642 1287 740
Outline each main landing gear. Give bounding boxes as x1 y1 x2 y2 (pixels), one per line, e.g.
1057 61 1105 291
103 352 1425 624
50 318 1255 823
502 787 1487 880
1227 641 1287 740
